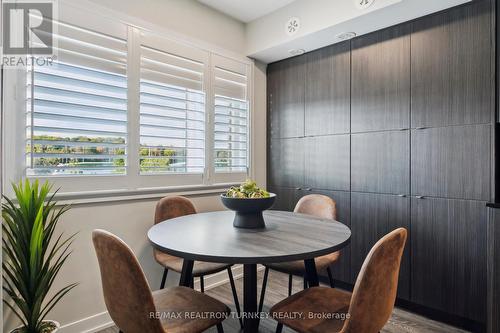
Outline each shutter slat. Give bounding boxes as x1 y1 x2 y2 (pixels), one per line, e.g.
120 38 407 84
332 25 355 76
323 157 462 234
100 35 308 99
214 95 248 173
31 153 126 159
26 23 127 176
213 55 249 174
139 39 206 175
31 139 126 148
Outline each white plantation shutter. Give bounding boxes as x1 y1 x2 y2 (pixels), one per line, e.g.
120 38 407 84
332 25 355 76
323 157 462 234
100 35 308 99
8 10 255 193
26 20 128 176
139 33 208 174
212 55 249 174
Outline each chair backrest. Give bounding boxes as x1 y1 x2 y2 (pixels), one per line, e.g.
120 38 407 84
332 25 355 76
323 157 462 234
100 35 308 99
341 228 407 333
154 195 197 224
294 194 337 220
92 230 164 333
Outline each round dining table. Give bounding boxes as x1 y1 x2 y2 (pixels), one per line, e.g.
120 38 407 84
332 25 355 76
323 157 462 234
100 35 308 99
148 210 351 333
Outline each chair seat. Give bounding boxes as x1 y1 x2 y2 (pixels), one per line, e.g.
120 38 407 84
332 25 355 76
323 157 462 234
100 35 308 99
270 286 351 333
153 286 230 333
155 251 231 276
264 252 340 276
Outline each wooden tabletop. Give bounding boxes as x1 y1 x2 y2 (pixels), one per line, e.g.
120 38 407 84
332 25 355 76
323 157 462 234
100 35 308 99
148 210 351 264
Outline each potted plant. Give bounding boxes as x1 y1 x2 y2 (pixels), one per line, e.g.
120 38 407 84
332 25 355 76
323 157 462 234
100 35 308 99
2 180 77 333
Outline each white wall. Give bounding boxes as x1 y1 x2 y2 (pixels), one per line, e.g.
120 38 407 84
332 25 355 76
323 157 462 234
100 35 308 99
2 0 267 331
87 0 246 54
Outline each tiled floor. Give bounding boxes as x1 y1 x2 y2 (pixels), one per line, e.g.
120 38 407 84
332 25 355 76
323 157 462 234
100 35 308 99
99 270 470 333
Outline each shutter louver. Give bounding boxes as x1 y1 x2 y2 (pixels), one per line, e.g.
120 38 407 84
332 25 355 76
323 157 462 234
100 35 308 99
26 21 127 176
139 34 207 174
213 55 249 173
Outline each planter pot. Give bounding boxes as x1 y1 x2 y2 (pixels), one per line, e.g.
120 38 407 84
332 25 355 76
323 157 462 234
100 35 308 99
11 320 60 333
221 193 276 229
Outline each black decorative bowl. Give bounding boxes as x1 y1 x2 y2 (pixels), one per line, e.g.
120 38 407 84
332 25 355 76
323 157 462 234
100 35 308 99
221 193 276 229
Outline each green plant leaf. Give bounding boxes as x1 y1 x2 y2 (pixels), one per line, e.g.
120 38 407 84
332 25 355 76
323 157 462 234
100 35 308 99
3 180 76 332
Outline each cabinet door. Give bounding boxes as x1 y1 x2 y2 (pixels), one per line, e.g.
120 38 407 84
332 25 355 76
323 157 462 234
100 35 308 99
267 63 280 139
268 186 300 212
351 25 410 132
411 197 487 322
268 56 305 138
304 135 350 191
350 192 410 299
305 42 350 136
302 189 351 283
411 1 492 128
351 131 409 194
411 124 491 201
268 138 305 188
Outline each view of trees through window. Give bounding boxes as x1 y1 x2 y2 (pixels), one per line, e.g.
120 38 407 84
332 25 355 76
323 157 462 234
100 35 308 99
27 135 187 175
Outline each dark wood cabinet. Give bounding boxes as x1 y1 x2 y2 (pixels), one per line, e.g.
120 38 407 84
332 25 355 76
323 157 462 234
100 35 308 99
267 63 280 139
268 186 300 212
411 197 487 322
266 0 493 325
351 130 409 194
305 43 350 136
487 205 500 333
302 189 351 283
351 25 410 132
304 135 350 191
267 56 305 139
350 192 410 299
268 138 305 188
411 1 492 128
411 124 491 201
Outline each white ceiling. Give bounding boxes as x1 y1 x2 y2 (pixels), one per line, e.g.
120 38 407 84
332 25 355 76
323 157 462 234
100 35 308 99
197 0 296 23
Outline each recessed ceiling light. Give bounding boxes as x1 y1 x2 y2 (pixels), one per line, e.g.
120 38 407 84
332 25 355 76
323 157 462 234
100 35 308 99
285 17 301 36
355 0 375 10
289 49 305 56
336 32 357 41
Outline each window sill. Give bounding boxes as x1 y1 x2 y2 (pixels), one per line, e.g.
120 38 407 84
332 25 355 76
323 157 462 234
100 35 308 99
52 183 239 205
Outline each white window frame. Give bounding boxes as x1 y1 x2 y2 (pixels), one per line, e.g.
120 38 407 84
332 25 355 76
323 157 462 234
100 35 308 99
1 0 254 198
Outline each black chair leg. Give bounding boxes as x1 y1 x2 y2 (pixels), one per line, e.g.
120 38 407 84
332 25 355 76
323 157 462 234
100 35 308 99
303 276 308 290
200 275 205 293
190 277 194 288
258 266 269 313
227 268 243 328
160 268 168 289
288 274 293 296
276 322 283 333
326 266 335 288
216 323 224 333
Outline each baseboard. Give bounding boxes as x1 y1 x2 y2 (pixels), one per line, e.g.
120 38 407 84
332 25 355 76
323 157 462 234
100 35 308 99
59 311 114 333
59 264 260 333
322 277 486 333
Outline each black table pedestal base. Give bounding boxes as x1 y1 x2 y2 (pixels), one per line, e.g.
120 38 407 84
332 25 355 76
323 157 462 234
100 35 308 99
243 264 259 333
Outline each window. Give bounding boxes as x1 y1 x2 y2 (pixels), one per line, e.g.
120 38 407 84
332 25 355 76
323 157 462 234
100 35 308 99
26 21 128 176
212 55 249 174
4 7 253 195
139 36 207 175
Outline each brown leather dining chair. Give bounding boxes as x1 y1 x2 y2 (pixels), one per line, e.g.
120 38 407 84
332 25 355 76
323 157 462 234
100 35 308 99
153 196 242 325
92 229 229 333
270 228 408 333
259 194 341 312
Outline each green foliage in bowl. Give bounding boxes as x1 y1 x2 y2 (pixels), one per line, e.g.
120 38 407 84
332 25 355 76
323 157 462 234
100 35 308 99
224 179 270 199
